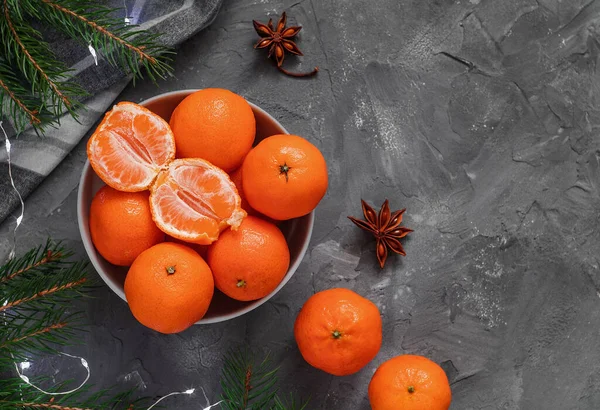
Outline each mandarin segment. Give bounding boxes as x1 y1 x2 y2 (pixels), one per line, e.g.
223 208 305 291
207 216 290 301
242 134 328 220
149 158 246 245
169 88 256 172
294 288 382 376
368 355 452 410
87 102 175 192
89 186 164 266
124 242 214 334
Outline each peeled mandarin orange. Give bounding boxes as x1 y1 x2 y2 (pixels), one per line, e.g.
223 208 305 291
87 102 175 191
169 88 256 172
149 158 246 245
207 216 290 301
124 242 214 334
294 288 382 376
242 134 328 220
369 355 452 410
89 186 164 266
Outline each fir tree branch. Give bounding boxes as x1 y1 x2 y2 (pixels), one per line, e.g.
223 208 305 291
272 394 310 410
1 250 60 283
10 402 92 410
0 239 72 282
0 57 53 132
2 0 72 108
0 278 87 313
0 298 84 366
24 0 173 83
0 0 86 123
40 0 157 65
1 243 90 318
219 350 309 410
220 349 278 410
0 377 148 410
0 76 41 125
0 322 67 350
1 0 173 133
0 240 89 364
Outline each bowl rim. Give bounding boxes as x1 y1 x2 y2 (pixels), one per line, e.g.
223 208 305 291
77 89 315 324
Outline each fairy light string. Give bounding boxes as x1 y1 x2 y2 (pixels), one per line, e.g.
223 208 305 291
145 388 224 410
0 121 24 260
14 352 90 395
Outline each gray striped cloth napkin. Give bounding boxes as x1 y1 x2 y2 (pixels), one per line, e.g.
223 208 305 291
0 0 223 225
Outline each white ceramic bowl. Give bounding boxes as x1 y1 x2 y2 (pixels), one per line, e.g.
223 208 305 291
77 89 314 324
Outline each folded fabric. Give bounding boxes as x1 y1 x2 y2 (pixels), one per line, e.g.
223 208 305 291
0 0 223 225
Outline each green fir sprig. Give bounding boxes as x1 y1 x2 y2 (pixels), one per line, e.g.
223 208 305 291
0 239 90 366
0 0 173 134
220 350 309 410
0 241 309 409
0 377 150 410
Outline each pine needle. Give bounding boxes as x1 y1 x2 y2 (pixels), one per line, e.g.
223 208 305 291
0 0 173 134
0 239 91 365
219 350 309 410
0 377 150 409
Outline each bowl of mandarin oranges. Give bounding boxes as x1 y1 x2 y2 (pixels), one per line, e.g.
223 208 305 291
77 88 328 333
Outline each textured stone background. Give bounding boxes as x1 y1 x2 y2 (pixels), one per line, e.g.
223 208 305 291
3 0 600 408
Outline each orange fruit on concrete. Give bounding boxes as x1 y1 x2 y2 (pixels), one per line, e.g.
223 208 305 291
124 242 214 334
242 134 328 220
149 158 246 245
207 216 290 301
169 88 256 172
89 185 164 266
87 102 175 192
369 355 452 410
294 288 382 376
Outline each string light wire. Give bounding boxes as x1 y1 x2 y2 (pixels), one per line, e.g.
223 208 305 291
0 121 24 260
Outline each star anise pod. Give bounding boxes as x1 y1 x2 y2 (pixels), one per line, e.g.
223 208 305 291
348 199 413 269
253 12 319 77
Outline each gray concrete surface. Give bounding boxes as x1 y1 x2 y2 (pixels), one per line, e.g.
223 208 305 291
3 0 600 408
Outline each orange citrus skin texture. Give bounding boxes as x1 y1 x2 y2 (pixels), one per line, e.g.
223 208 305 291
294 288 382 376
169 88 256 172
165 235 208 259
368 355 452 410
87 102 175 192
89 186 164 266
229 166 258 216
149 158 246 245
242 134 328 220
124 242 214 334
207 216 290 301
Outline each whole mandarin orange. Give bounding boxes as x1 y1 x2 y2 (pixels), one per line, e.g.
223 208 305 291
165 235 208 259
229 166 258 216
207 216 290 301
89 185 164 266
242 134 328 220
124 242 214 334
294 288 382 376
368 355 452 410
169 88 256 172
